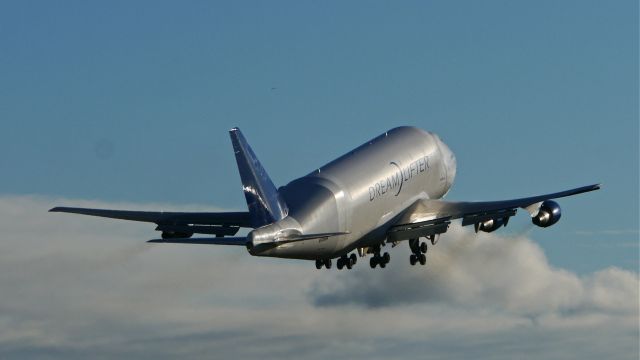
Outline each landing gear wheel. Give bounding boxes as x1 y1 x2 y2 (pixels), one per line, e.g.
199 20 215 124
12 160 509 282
345 258 352 270
325 259 332 269
419 253 426 265
410 254 417 265
420 242 428 254
350 253 357 265
379 261 386 268
337 258 344 270
383 252 390 264
315 259 323 269
370 257 377 269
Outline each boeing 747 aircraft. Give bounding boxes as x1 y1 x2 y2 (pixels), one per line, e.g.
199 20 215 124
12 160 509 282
51 127 599 269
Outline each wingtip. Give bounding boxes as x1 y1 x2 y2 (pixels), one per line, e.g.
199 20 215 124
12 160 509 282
49 207 60 212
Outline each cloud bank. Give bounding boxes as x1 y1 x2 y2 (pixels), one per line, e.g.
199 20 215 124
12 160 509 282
0 195 637 359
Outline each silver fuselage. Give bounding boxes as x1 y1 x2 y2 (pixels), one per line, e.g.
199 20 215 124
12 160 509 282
247 126 457 260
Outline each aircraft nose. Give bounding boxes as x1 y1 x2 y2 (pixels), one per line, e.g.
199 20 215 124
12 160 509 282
436 136 456 190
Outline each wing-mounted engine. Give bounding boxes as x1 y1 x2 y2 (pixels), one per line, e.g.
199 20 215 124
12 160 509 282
462 208 517 233
156 224 240 239
475 218 506 233
531 200 561 227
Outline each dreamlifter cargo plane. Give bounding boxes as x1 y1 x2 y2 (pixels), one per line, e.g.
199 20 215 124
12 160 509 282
51 127 599 270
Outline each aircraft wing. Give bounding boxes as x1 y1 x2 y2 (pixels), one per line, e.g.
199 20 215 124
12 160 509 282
49 207 253 236
387 184 600 241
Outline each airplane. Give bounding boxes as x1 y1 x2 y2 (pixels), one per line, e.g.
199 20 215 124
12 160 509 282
50 126 600 270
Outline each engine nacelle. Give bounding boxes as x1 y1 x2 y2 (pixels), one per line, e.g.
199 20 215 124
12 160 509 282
532 200 561 228
161 231 194 239
477 218 506 233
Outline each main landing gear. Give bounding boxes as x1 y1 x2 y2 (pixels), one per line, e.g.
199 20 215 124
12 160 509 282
315 258 332 269
337 253 357 270
409 238 427 266
369 245 390 269
316 253 358 270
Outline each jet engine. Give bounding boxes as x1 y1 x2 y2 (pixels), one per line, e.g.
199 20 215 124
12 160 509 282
476 218 506 233
532 200 561 227
161 231 194 239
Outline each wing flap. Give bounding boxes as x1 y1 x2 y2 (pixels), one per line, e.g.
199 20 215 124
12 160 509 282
387 217 451 242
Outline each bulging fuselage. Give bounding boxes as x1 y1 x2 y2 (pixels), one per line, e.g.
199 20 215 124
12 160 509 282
247 126 457 260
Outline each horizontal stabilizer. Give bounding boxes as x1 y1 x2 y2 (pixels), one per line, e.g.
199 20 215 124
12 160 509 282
275 232 349 244
148 237 248 246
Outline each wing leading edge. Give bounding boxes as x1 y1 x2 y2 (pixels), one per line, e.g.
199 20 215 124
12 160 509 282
49 207 253 237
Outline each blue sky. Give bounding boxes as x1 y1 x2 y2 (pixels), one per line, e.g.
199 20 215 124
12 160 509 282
5 0 637 273
0 1 638 359
1 1 637 272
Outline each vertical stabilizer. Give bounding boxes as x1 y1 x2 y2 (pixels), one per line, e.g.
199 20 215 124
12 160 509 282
229 128 288 228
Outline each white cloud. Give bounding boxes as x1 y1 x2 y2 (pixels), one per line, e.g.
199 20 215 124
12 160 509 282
0 195 637 359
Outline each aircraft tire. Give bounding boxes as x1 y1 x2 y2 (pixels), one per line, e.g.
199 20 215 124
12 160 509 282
419 254 426 265
383 252 390 264
337 258 344 270
420 242 428 254
379 261 386 268
325 259 332 269
315 259 323 269
410 254 417 265
370 257 377 268
350 253 357 265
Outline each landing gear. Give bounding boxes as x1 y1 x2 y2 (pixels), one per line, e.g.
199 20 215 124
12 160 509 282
409 238 428 266
369 245 391 269
322 253 359 270
315 258 332 269
337 255 356 270
418 253 426 265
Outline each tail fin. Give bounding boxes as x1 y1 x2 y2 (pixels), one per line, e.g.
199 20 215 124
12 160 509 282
229 127 288 228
